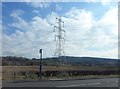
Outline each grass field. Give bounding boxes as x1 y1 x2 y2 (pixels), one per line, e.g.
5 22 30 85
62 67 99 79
2 66 119 80
2 65 119 71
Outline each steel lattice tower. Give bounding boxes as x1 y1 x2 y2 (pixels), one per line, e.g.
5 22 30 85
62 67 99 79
53 16 66 61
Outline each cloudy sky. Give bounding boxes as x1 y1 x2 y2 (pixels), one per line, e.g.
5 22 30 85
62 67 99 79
1 1 118 59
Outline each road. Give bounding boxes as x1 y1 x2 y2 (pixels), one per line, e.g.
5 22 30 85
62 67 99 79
2 78 119 87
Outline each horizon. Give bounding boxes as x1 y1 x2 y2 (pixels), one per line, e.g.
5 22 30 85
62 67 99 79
1 55 119 60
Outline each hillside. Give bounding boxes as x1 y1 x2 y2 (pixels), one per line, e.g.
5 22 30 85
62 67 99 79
1 56 119 67
63 56 119 67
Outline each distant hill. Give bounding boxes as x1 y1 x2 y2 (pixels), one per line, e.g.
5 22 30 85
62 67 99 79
1 56 119 67
62 56 119 67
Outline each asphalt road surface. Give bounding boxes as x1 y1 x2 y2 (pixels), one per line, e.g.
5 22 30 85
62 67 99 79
2 78 119 87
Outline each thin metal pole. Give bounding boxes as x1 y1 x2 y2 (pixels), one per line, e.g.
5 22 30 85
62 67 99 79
39 49 42 80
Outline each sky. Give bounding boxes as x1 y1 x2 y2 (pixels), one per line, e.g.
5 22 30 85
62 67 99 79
1 1 119 59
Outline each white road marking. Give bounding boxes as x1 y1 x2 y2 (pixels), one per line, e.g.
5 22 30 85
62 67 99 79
49 79 64 81
87 83 101 85
57 82 101 87
57 84 86 87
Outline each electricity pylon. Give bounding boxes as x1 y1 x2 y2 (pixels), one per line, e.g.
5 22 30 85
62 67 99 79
53 16 66 63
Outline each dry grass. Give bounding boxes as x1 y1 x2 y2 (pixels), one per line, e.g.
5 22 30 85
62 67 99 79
2 66 118 80
2 66 118 75
2 65 118 71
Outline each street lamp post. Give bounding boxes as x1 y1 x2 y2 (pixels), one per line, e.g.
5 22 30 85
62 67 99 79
39 49 42 80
